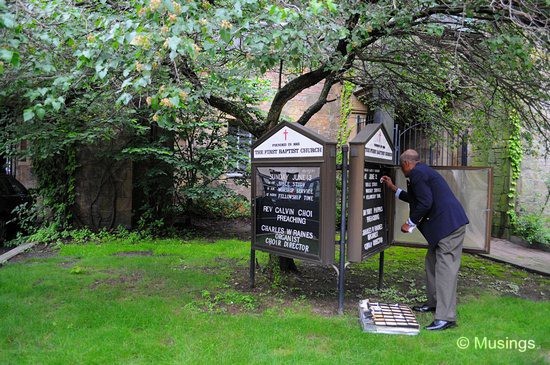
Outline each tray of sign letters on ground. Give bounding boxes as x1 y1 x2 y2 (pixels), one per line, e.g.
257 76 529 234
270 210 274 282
359 299 420 335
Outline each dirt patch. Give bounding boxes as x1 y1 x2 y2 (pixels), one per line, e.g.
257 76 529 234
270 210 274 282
229 258 550 316
185 217 251 241
113 250 153 257
231 262 413 315
89 271 145 290
4 243 58 263
58 258 80 268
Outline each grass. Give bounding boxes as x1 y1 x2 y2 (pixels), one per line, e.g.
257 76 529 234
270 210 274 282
0 239 548 364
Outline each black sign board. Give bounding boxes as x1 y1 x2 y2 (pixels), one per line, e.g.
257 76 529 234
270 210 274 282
251 122 336 264
255 166 320 256
348 124 395 262
360 166 386 251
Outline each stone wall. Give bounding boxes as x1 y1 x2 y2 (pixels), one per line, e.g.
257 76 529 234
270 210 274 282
471 141 512 238
470 133 550 238
14 159 38 190
517 138 549 217
74 144 133 229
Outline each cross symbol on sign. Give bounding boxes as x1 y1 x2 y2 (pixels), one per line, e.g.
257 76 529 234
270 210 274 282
283 129 288 140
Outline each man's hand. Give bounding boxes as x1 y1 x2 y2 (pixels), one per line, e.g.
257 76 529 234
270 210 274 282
401 223 414 233
380 175 397 192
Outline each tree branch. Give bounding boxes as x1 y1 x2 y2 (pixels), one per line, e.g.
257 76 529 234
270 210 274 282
296 74 339 126
264 13 361 130
176 57 265 136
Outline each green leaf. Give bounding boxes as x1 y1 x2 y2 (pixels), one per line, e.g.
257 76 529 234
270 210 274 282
1 12 16 29
23 108 35 121
10 51 20 67
126 31 136 44
117 93 133 105
98 68 107 79
169 49 178 61
233 1 242 17
51 98 63 112
120 77 133 89
134 76 151 88
150 97 159 110
309 0 323 15
169 96 180 107
326 0 337 13
0 48 12 62
35 107 46 120
168 37 181 51
220 28 231 43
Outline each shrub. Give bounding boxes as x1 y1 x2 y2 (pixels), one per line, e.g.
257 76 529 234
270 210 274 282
175 182 250 219
13 224 148 246
513 212 550 248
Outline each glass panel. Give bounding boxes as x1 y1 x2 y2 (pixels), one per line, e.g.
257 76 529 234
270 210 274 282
254 166 321 259
392 167 491 253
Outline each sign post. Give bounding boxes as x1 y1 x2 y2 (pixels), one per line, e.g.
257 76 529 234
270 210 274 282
337 145 348 315
347 124 395 287
250 122 337 287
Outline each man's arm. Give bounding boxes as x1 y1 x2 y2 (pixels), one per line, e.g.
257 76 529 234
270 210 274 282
408 169 433 225
396 188 409 203
381 175 416 233
380 176 409 203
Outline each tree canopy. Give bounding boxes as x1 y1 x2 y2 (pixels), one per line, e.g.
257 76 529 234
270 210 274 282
1 0 548 147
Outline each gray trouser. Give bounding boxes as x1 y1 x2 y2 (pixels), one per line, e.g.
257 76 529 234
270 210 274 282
425 225 466 322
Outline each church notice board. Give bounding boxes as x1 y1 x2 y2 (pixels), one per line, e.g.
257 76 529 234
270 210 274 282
251 122 337 265
347 123 395 262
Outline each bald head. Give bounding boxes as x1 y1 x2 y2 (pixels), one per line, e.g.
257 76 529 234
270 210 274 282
399 149 420 176
400 149 420 164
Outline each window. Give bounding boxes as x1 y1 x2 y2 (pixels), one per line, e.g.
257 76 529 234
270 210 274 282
226 123 253 177
355 111 374 133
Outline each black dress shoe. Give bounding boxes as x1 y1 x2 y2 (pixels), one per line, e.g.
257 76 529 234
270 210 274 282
425 320 456 331
412 304 436 313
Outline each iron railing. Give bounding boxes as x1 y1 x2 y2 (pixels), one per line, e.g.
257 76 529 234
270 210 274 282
393 123 468 166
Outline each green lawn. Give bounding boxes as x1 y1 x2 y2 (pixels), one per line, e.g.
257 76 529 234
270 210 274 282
0 238 548 364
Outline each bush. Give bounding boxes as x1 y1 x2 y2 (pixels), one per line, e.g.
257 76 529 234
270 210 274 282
12 224 148 246
179 186 250 219
209 194 250 219
513 212 550 248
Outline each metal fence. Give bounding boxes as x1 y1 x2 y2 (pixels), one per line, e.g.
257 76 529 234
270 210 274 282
393 123 468 166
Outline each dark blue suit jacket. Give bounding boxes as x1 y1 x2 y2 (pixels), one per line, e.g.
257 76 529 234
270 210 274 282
398 163 469 248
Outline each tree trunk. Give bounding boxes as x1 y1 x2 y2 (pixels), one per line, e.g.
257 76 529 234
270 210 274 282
278 256 298 272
